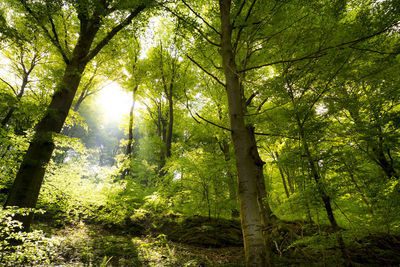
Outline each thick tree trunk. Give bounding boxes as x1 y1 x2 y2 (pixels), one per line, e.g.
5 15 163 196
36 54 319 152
219 0 272 265
4 3 147 231
4 59 86 230
3 14 101 229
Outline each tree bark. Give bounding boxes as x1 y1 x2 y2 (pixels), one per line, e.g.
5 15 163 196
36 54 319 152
166 84 173 158
4 3 147 230
121 86 138 180
1 62 31 127
296 117 338 229
274 152 290 198
219 0 272 265
4 58 86 230
218 138 239 218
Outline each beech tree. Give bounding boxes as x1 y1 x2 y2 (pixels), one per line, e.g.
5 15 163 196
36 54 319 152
3 0 155 230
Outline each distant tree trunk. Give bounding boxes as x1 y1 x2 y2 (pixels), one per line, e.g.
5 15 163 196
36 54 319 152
219 0 272 265
347 96 398 180
285 168 295 194
341 159 372 212
274 152 290 198
296 117 349 261
1 55 34 127
296 117 338 229
165 84 173 158
372 135 398 179
159 41 177 165
218 138 239 218
121 86 138 180
4 4 147 231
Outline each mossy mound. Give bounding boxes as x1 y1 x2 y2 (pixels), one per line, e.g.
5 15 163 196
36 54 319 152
165 216 243 248
349 233 400 266
127 211 243 247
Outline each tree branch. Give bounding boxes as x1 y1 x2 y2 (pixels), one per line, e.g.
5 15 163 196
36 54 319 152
195 112 232 132
19 0 70 63
232 0 246 28
181 0 221 36
165 6 221 47
186 54 226 87
86 4 146 62
239 21 399 73
254 131 298 140
0 78 17 96
184 91 201 124
349 45 400 55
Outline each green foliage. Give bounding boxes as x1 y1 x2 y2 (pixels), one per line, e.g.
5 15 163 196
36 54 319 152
0 207 61 266
0 0 400 265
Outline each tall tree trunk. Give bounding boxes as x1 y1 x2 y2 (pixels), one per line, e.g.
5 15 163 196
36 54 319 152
121 86 137 180
296 117 350 262
218 138 239 218
219 0 272 265
296 118 338 228
165 85 173 158
274 152 290 198
4 58 87 230
373 138 398 179
285 168 295 194
4 3 147 230
1 72 29 127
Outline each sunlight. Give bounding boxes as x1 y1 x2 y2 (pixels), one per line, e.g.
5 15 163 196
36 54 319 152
96 82 132 123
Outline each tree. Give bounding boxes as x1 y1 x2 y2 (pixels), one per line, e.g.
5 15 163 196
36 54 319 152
218 1 272 265
3 0 154 230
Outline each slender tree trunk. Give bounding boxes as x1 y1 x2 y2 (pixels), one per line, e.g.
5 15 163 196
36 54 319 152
166 85 173 158
121 86 137 180
219 139 239 218
342 159 371 210
296 118 338 228
373 141 398 179
1 75 28 127
278 165 290 198
285 168 295 194
274 152 290 198
219 0 272 265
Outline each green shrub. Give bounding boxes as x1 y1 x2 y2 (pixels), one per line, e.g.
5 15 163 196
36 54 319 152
0 207 61 266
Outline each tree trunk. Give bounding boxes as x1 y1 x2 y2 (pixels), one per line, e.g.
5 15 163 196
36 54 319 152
219 138 239 218
166 85 173 158
4 58 86 230
121 86 137 180
274 152 290 198
219 0 272 265
1 73 29 127
296 118 338 229
296 118 350 262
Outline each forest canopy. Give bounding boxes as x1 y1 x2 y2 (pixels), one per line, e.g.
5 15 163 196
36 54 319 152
0 0 400 266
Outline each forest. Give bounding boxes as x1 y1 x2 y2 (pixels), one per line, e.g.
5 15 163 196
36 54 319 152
0 0 400 266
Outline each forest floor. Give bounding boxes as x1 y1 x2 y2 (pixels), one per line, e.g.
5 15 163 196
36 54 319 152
35 215 400 266
41 222 245 266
